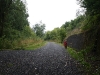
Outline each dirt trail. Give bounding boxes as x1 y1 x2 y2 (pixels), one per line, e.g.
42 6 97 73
0 42 84 75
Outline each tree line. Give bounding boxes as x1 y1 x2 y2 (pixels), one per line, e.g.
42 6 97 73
0 0 45 49
77 0 100 53
45 0 100 53
0 0 29 38
1 0 100 51
44 15 85 43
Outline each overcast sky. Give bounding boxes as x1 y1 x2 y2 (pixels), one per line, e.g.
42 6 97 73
26 0 80 31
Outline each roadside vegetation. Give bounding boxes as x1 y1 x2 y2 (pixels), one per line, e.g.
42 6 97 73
24 40 46 50
0 0 100 74
0 0 46 50
44 15 85 43
44 0 100 75
67 47 100 75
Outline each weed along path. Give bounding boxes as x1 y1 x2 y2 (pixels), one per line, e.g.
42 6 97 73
0 42 84 75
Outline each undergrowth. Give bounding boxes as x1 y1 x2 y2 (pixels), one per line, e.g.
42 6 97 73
0 37 46 50
67 47 100 75
24 41 46 50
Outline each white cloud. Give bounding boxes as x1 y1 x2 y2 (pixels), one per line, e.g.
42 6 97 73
27 0 80 31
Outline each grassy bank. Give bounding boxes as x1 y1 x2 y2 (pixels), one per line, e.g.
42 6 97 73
13 38 46 50
24 41 46 50
67 47 100 75
0 37 46 51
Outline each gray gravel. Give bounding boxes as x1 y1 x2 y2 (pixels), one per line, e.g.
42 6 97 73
0 42 84 75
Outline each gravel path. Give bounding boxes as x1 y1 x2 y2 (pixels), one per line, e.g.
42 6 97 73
0 42 84 75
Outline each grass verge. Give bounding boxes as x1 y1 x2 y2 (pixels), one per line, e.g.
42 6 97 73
24 41 46 50
0 37 46 50
67 47 91 74
14 39 47 50
67 47 100 75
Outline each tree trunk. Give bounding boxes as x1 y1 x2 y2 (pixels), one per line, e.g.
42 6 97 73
0 13 4 37
93 29 99 52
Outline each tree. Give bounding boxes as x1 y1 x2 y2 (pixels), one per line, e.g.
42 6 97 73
77 0 100 52
5 0 29 31
77 0 100 16
33 21 45 37
22 26 36 38
0 0 29 39
0 0 12 37
44 27 66 42
44 31 51 40
59 28 66 42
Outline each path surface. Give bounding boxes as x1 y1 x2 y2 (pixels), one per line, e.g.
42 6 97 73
0 42 84 75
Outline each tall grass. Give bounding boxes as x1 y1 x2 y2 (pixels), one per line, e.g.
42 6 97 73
67 47 100 75
67 47 91 74
0 37 46 50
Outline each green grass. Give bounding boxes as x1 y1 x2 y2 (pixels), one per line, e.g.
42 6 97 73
67 47 91 74
24 41 46 50
67 47 100 75
67 47 84 61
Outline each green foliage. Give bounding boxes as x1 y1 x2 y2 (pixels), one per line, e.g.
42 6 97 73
50 28 60 41
22 26 36 38
76 1 100 74
44 31 51 40
0 0 29 38
0 0 12 37
67 45 100 75
82 14 100 31
44 27 66 43
7 0 29 31
59 28 66 42
67 47 91 74
61 15 85 31
78 0 100 53
0 0 38 50
25 41 46 50
44 15 85 43
32 21 45 38
77 0 100 16
77 0 100 31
